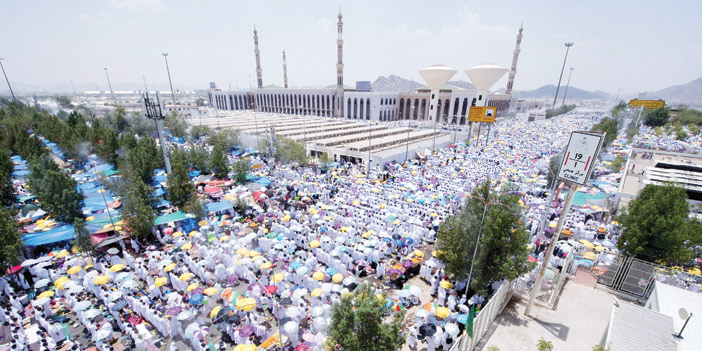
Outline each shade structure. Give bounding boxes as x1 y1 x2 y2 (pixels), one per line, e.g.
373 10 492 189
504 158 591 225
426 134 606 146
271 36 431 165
73 300 91 312
419 64 457 123
34 278 51 289
464 63 509 92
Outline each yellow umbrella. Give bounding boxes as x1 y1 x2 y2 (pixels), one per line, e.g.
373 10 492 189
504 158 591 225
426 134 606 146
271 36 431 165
236 248 249 256
86 216 96 221
436 307 450 318
309 240 320 248
407 198 414 203
313 271 325 281
210 306 222 318
179 272 193 281
220 235 231 242
272 273 284 283
236 297 256 311
582 252 597 260
37 291 55 299
55 250 70 259
172 232 183 237
583 242 595 249
579 239 591 245
198 220 208 226
180 243 192 250
110 264 125 272
94 275 110 285
204 287 219 296
430 213 439 217
311 288 323 298
687 267 701 276
361 232 370 238
187 283 199 292
332 273 343 283
283 215 291 222
233 344 257 351
164 263 177 272
439 280 452 289
154 277 167 287
246 251 259 258
594 246 605 252
189 231 200 237
380 203 386 209
352 200 360 206
413 249 424 258
259 262 272 269
67 266 82 275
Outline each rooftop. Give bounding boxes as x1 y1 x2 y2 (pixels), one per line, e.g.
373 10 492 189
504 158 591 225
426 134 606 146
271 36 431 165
607 300 677 351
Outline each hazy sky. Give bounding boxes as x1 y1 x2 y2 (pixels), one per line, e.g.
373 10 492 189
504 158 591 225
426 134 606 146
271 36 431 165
1 0 700 94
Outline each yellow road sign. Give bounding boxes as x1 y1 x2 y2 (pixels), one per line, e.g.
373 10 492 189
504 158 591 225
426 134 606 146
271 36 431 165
468 106 497 123
629 99 665 109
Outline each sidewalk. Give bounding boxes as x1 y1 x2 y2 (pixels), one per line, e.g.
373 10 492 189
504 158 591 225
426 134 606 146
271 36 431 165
483 279 615 351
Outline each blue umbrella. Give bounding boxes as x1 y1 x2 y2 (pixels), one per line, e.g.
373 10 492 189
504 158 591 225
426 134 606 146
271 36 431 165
456 314 468 324
320 227 328 233
327 267 336 275
289 261 301 270
189 294 204 305
382 237 392 243
405 238 415 245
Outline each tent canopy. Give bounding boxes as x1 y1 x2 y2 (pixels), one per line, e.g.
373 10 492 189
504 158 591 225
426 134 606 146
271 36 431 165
153 211 188 226
206 201 233 213
23 225 75 247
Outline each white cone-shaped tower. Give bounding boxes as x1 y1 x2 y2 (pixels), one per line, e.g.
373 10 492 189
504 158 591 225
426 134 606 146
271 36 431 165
464 63 508 107
419 65 456 125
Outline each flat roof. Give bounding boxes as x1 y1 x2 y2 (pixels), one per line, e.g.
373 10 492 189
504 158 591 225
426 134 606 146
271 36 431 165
649 282 702 351
608 300 677 351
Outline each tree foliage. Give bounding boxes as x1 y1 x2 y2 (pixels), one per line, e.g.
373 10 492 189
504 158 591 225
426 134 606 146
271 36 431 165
28 155 84 222
71 218 95 254
435 181 531 294
233 158 250 184
190 125 212 141
547 153 564 188
0 148 16 207
108 174 157 238
591 118 619 146
127 137 160 184
167 149 196 208
273 136 308 166
643 107 670 127
209 143 229 179
53 95 73 110
187 146 209 172
326 283 405 351
672 106 702 126
164 111 188 138
545 104 576 118
208 129 240 149
0 208 22 277
609 155 625 172
617 183 702 264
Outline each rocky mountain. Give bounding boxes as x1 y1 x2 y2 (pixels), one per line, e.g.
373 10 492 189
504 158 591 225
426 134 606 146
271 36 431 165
371 75 423 93
649 78 702 105
517 84 610 100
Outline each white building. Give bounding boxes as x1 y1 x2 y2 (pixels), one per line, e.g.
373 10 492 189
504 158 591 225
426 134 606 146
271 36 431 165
343 92 399 121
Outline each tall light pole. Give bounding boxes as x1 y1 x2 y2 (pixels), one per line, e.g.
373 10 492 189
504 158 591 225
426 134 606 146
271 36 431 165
552 42 574 108
103 67 115 101
562 67 575 105
141 92 172 174
162 53 176 105
0 58 16 102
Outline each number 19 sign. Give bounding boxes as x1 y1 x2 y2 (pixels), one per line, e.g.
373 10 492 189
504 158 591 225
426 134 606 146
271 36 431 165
557 131 604 186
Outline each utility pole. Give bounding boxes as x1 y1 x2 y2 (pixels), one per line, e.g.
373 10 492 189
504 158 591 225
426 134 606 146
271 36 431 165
162 53 177 105
552 42 574 108
562 67 575 105
0 58 16 102
141 92 172 174
70 80 77 96
103 67 115 101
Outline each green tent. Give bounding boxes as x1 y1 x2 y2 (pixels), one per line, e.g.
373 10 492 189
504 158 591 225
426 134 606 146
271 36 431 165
153 211 189 226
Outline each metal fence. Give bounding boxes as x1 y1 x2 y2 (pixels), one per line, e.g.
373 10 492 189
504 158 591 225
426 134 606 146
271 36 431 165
450 280 515 351
592 251 702 297
511 243 577 309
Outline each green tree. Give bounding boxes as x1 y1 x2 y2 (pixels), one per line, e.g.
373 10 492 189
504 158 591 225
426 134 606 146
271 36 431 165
545 104 576 118
195 98 205 107
208 129 241 150
676 130 688 140
233 158 250 184
326 283 405 351
643 107 670 127
435 181 532 294
275 136 308 166
688 124 699 135
190 125 212 141
537 338 554 351
673 107 702 126
53 95 73 110
164 111 188 138
0 148 16 207
115 175 157 238
318 152 332 165
28 156 84 222
184 193 206 220
611 101 627 118
591 118 619 146
71 218 95 254
187 146 209 172
167 149 196 208
0 208 22 277
209 143 229 179
547 153 564 188
110 105 130 132
609 155 626 172
617 183 702 264
127 137 160 184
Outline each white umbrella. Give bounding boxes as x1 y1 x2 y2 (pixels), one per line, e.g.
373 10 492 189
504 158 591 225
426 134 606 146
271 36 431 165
120 280 136 289
32 297 50 306
444 323 460 337
177 311 194 321
21 258 39 266
34 278 51 289
95 328 112 341
194 326 209 340
83 309 100 319
73 300 91 312
310 306 325 318
286 306 302 318
415 309 429 319
409 285 423 297
108 291 123 302
114 272 131 282
283 321 299 334
398 290 411 298
184 322 199 338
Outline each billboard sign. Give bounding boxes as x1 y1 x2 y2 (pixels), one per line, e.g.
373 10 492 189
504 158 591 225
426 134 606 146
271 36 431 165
629 99 665 109
468 106 497 123
557 131 604 185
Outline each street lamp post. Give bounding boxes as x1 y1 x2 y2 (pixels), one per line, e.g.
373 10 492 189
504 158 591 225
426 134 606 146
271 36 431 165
162 53 177 105
103 67 115 101
552 42 574 108
0 58 17 102
562 67 575 105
